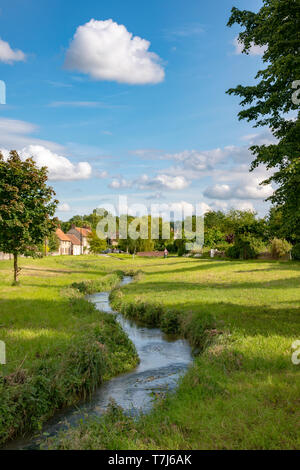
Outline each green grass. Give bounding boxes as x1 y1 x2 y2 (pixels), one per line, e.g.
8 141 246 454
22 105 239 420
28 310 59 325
45 256 300 450
1 255 299 449
0 255 139 444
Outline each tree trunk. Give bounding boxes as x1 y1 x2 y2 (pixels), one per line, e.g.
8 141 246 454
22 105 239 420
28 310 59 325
13 253 18 283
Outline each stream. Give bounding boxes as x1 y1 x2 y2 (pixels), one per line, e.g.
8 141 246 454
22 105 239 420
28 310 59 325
4 276 192 450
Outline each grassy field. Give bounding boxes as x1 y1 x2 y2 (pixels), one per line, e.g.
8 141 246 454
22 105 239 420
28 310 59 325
0 255 299 449
0 255 138 444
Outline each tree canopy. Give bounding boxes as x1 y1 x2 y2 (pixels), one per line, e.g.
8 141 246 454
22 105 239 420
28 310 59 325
227 0 300 241
0 151 58 282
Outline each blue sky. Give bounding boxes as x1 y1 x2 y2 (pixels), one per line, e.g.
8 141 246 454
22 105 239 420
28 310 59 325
0 0 275 220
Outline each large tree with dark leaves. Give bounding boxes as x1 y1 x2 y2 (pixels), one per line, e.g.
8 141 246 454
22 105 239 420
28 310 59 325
0 151 58 282
227 0 300 241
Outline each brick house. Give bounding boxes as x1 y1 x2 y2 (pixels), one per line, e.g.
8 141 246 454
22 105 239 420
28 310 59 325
67 225 92 254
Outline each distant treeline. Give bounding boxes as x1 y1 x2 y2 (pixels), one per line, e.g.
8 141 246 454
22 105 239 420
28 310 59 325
57 206 299 259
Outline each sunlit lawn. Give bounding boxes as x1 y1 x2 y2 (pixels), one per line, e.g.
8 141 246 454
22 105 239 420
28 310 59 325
0 255 299 449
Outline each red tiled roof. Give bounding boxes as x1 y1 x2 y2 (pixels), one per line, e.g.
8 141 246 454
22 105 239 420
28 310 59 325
56 228 71 242
74 227 92 237
67 233 81 245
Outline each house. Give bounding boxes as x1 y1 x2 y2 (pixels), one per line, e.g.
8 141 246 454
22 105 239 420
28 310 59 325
67 225 92 254
66 233 81 256
52 228 83 256
54 228 72 255
0 252 13 260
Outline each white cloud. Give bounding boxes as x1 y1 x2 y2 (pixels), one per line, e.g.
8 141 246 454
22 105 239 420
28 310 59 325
0 118 92 181
204 175 274 201
0 38 26 63
109 178 131 189
233 37 267 56
152 201 211 221
95 170 108 179
145 192 166 200
204 184 232 199
65 19 165 84
57 203 71 212
1 145 92 181
131 133 275 209
210 200 255 212
163 148 227 171
138 174 189 190
240 130 276 146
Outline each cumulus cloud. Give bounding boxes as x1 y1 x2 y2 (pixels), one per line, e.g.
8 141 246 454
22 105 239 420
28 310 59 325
132 133 275 209
138 174 189 191
204 176 274 201
152 201 211 221
0 38 26 63
1 145 92 181
233 37 267 56
210 200 255 212
163 148 228 171
109 178 131 189
0 118 92 181
65 19 165 84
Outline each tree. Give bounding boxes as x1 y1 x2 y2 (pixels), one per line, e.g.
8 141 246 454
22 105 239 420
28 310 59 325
227 0 300 241
0 151 58 282
87 230 107 254
48 231 60 253
204 211 226 230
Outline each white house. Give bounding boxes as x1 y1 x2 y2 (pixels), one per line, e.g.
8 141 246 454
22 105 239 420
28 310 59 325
67 225 92 254
54 228 72 255
66 233 81 256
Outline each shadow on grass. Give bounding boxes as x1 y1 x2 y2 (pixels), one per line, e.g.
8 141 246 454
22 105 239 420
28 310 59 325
119 281 300 337
21 266 108 277
144 260 294 276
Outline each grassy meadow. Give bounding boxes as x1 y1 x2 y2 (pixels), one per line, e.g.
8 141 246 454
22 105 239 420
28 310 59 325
0 255 299 449
0 255 138 444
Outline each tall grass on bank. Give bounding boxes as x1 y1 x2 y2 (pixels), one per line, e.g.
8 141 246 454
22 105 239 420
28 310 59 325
0 258 138 445
44 257 300 450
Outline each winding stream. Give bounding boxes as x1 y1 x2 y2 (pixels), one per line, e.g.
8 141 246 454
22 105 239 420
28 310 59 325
5 276 192 450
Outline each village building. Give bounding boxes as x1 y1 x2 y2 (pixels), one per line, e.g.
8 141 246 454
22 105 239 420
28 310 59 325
54 228 72 255
67 225 92 254
66 233 81 256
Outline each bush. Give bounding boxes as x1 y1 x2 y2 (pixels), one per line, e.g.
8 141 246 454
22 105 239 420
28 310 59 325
215 242 231 252
177 246 187 257
226 244 240 259
270 238 292 259
160 309 180 334
226 235 261 260
291 243 300 260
